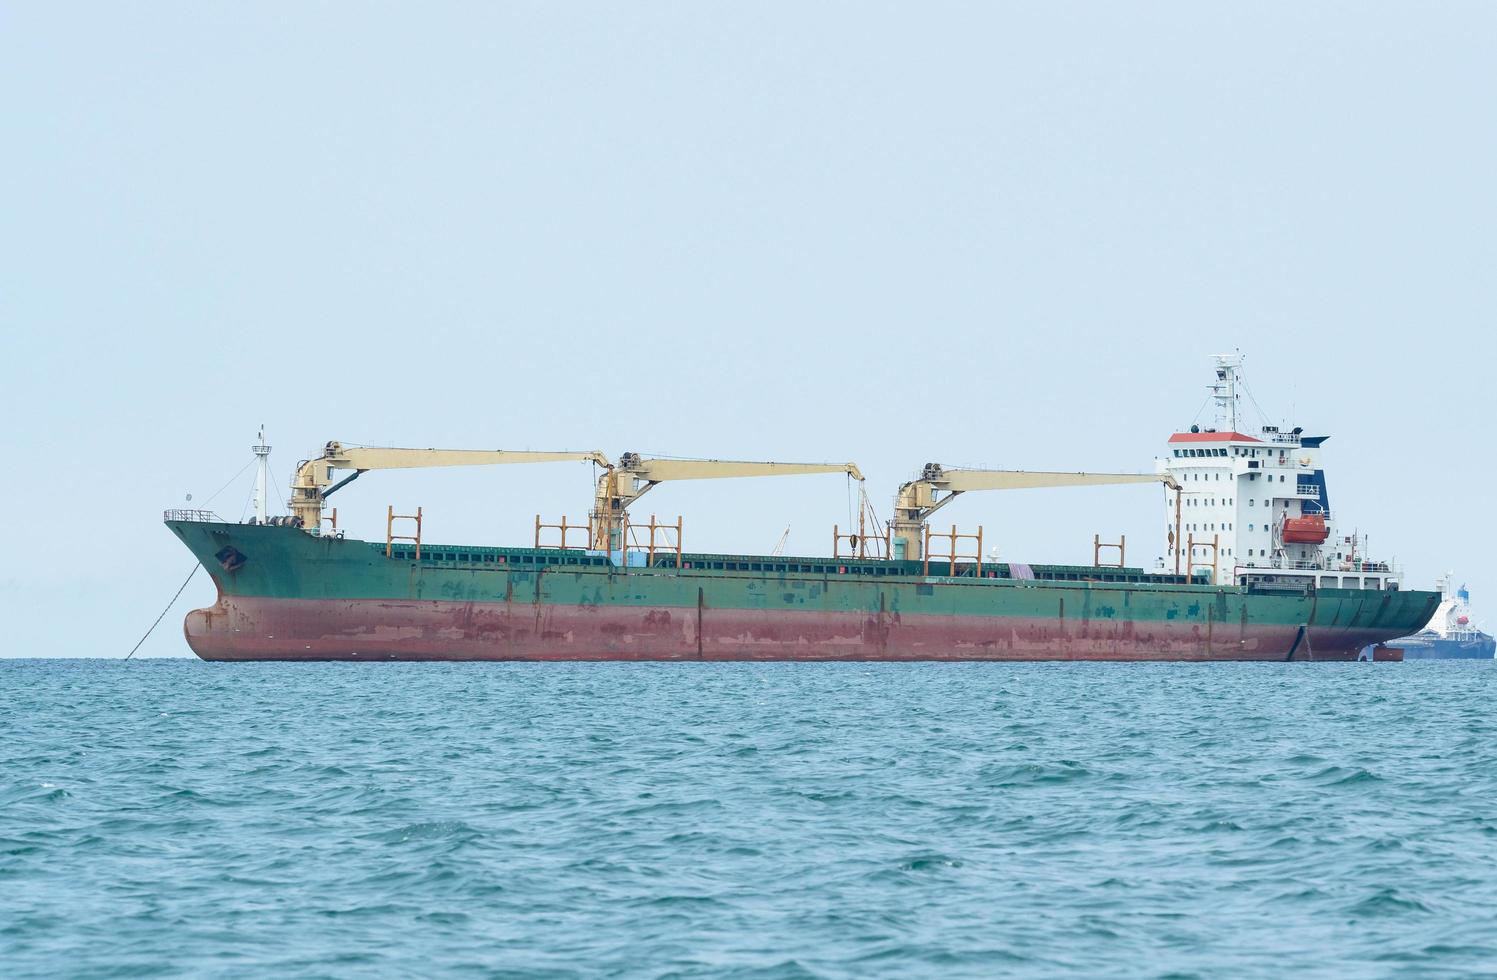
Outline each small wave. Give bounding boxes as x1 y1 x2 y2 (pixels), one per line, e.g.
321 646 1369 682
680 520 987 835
619 799 724 818
792 789 856 803
1193 818 1244 833
0 837 42 857
1305 765 1383 787
0 785 70 806
978 761 1094 785
897 853 962 872
314 903 413 919
635 894 734 910
1348 887 1432 916
158 788 234 807
364 821 482 845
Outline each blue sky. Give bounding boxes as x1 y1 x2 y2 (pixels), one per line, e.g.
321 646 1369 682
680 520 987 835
2 3 1492 656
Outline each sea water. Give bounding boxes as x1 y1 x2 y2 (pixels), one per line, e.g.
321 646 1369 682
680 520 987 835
3 660 1496 978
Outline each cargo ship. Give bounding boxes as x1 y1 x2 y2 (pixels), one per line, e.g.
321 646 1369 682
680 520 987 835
166 356 1438 662
1363 577 1494 660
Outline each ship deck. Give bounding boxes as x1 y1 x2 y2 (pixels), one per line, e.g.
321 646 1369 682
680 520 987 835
373 538 1207 586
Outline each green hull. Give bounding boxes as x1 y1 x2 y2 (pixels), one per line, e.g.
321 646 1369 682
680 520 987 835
166 520 1440 662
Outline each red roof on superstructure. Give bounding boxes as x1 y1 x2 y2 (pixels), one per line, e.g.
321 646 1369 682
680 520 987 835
1167 431 1262 443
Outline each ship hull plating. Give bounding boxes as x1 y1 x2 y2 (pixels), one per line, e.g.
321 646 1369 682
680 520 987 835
168 522 1439 664
185 594 1409 662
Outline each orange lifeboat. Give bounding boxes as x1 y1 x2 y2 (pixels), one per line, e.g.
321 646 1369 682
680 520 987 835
1282 513 1330 544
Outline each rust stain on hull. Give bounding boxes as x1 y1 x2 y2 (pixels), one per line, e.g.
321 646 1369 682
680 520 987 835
185 596 1390 663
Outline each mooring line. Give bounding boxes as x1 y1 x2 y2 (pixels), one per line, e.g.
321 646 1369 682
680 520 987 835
124 564 201 660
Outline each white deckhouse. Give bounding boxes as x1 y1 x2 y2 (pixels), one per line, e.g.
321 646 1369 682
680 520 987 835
1157 354 1397 592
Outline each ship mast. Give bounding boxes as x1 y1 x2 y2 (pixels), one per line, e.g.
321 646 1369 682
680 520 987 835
1210 353 1244 432
251 426 271 524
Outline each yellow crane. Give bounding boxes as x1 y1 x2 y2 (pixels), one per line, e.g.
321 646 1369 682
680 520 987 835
891 463 1180 560
591 452 864 551
289 441 611 532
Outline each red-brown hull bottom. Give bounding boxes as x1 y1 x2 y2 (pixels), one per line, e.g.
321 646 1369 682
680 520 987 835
184 597 1393 663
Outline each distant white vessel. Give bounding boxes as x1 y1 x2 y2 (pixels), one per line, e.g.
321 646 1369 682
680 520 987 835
1377 576 1495 660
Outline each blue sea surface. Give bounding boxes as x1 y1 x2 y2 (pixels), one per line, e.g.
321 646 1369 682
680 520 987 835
3 660 1496 978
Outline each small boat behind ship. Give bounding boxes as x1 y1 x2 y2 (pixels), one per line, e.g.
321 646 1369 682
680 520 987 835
1366 577 1495 660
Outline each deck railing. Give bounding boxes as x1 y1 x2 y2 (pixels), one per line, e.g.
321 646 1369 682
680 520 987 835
1239 557 1397 575
163 509 225 523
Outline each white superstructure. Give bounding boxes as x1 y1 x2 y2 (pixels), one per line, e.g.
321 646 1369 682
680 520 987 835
1156 354 1398 591
1424 575 1485 640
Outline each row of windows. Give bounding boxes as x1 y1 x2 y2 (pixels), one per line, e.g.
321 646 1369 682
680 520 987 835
1181 472 1286 485
1185 497 1234 507
1173 447 1285 459
1173 521 1282 534
1174 546 1235 557
1172 547 1275 558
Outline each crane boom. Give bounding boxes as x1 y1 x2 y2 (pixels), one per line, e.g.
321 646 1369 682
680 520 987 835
290 441 610 531
625 458 864 483
937 469 1174 492
592 453 863 550
891 463 1179 560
